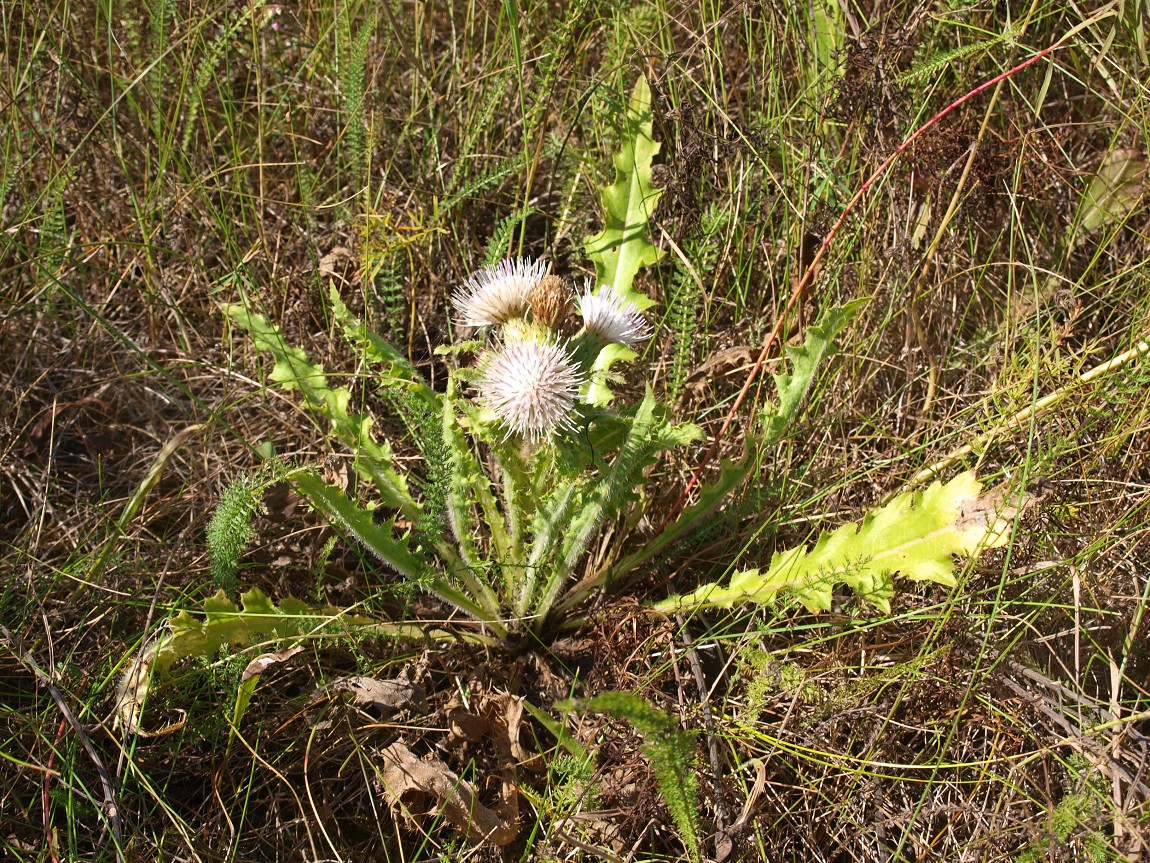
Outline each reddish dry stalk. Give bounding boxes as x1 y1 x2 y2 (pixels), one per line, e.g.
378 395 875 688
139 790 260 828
664 18 1109 531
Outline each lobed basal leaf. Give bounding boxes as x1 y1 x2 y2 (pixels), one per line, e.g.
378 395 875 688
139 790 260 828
657 472 1027 614
114 587 439 736
223 302 416 517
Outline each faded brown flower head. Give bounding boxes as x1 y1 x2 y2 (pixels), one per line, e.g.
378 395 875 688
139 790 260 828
528 275 574 330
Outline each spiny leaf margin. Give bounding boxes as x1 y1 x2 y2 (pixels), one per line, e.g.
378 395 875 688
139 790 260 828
117 587 372 735
223 302 416 518
657 472 1023 614
581 75 664 406
115 587 494 736
761 298 867 444
583 75 664 309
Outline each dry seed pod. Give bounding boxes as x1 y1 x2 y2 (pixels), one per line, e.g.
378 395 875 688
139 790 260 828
528 275 574 330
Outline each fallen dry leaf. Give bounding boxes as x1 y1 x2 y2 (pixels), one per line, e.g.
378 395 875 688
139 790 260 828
241 645 305 683
376 741 517 845
446 699 489 742
374 689 524 846
317 245 356 283
955 483 1036 547
683 346 762 395
325 675 425 714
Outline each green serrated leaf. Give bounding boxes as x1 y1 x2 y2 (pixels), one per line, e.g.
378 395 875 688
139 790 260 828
538 390 665 621
657 472 1023 615
762 299 867 443
224 303 418 519
114 586 465 736
651 419 704 449
291 469 502 628
291 471 426 581
328 285 439 410
522 481 580 608
443 385 511 567
584 75 664 310
434 339 485 357
584 342 638 408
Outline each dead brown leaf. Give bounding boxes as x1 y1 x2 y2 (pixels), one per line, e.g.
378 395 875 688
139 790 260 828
317 246 356 284
374 689 526 846
683 346 762 396
325 675 425 714
376 741 517 846
955 483 1036 546
446 698 489 742
241 645 305 683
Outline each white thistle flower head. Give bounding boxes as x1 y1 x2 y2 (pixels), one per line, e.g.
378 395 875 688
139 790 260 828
452 258 548 328
577 281 651 348
477 336 584 442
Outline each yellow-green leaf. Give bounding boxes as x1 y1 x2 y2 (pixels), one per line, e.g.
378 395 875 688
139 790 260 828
583 75 663 310
656 472 1025 614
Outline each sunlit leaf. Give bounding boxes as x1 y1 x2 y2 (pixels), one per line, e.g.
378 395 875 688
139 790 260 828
657 472 1027 614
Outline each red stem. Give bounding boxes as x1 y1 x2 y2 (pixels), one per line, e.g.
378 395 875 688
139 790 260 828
663 32 1079 530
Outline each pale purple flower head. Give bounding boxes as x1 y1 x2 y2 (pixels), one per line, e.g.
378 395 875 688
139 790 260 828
477 336 584 441
453 258 548 328
577 282 651 348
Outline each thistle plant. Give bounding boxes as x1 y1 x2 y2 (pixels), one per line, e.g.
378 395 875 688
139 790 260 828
205 78 697 642
199 74 1020 642
123 76 1024 742
216 259 697 642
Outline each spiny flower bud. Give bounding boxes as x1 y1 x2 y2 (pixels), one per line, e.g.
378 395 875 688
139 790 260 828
528 275 574 330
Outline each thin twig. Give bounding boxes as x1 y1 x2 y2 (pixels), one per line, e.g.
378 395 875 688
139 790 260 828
1 625 125 862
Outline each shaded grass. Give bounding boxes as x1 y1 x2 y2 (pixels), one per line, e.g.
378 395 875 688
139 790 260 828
1 0 1148 860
